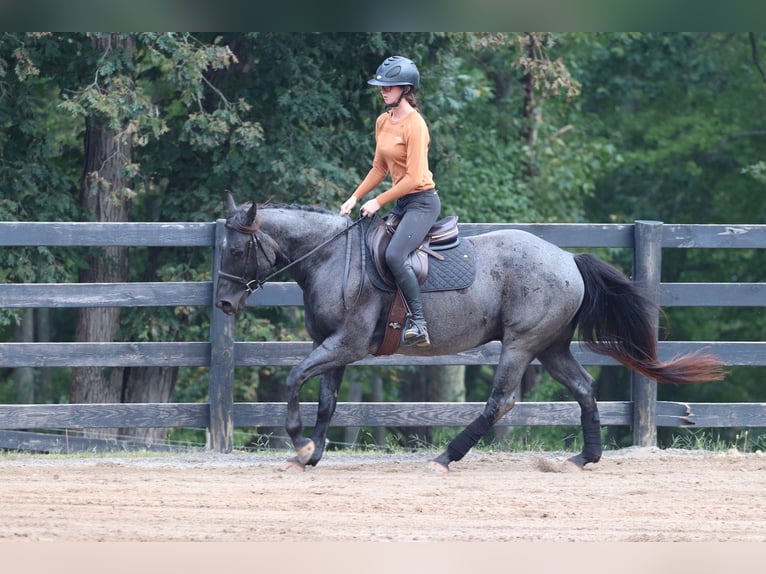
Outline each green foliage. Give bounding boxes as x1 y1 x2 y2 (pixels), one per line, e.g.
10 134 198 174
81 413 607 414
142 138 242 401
742 161 766 184
434 34 620 223
0 32 268 404
581 33 766 224
579 32 766 407
1 32 765 429
0 36 83 332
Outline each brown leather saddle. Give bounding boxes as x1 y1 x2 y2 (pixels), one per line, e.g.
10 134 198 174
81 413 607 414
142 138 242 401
366 214 460 355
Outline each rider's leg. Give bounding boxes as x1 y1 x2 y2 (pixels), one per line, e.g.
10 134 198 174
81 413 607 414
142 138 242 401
385 191 440 347
392 260 429 346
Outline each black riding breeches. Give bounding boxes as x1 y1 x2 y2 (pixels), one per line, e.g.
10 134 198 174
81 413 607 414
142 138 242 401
384 190 441 279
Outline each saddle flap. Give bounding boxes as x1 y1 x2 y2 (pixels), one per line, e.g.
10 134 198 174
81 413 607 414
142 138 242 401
368 218 393 282
369 222 428 286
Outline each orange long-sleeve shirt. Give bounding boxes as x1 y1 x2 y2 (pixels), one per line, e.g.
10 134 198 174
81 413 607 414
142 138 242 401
352 110 435 206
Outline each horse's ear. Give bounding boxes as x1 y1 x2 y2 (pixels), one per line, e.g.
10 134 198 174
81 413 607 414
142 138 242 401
225 191 237 216
245 202 257 227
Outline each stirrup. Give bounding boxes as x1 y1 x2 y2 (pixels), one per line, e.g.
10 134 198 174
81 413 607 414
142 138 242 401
402 320 430 347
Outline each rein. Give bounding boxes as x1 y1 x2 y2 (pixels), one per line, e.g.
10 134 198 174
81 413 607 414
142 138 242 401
219 215 364 295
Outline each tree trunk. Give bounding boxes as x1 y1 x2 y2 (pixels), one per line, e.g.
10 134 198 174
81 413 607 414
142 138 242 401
428 364 466 444
428 365 466 403
596 366 631 448
120 246 180 445
69 34 135 442
399 365 466 449
343 381 364 446
494 364 543 448
522 32 541 179
34 308 51 397
371 376 386 447
398 368 428 447
120 366 178 445
12 309 35 404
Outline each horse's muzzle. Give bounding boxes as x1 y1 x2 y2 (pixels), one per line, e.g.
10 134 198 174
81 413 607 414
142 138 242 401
216 299 238 316
214 282 248 315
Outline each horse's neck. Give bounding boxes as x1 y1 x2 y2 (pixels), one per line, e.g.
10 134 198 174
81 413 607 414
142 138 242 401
261 208 347 275
263 208 345 241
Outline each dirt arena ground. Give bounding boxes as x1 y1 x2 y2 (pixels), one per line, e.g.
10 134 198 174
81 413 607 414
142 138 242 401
1 446 765 543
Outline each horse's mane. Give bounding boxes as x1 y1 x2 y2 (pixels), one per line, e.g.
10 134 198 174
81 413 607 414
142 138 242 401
230 200 342 232
257 202 335 216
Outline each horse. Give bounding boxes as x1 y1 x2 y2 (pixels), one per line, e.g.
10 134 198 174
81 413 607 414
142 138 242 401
214 192 725 472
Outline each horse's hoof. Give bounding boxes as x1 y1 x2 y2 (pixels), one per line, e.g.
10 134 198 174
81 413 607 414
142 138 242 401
295 440 316 465
561 459 584 473
565 454 586 469
535 456 583 473
566 453 599 470
427 460 449 474
282 457 306 472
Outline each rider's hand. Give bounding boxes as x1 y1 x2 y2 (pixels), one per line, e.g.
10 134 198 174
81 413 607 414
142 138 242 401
339 196 357 216
360 199 381 218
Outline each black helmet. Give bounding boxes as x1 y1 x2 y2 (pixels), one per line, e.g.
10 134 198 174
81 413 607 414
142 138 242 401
368 56 420 89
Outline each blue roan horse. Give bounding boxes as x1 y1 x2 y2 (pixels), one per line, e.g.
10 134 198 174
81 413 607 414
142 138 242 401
215 193 725 472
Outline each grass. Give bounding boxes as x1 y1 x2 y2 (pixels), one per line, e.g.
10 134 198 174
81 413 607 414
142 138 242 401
664 429 766 453
2 427 765 459
0 449 182 461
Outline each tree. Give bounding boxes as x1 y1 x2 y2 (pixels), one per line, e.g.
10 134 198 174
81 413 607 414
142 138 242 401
11 33 748 451
0 33 82 405
575 33 766 444
1 32 614 447
69 34 136 422
435 33 619 224
1 32 262 442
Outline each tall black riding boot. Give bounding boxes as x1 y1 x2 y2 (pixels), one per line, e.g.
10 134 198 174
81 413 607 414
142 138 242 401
395 264 430 347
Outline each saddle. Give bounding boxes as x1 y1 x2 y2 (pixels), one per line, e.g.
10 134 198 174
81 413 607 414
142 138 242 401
366 214 461 356
367 213 460 288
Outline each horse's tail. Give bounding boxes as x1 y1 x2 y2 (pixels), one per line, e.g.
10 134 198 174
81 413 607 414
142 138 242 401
573 253 726 384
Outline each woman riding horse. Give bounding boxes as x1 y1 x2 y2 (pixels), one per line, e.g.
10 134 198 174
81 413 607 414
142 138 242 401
340 55 440 348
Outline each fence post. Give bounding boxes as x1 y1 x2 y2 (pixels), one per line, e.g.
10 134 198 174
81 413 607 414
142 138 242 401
632 220 663 447
208 219 235 453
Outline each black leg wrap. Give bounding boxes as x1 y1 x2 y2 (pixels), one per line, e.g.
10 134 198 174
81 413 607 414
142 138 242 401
446 415 493 462
581 409 602 463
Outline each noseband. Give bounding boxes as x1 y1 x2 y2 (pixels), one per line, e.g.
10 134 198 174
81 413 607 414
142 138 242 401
218 215 364 295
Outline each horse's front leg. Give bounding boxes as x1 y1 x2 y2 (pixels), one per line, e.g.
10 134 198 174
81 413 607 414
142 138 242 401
283 362 316 469
307 366 346 466
283 339 359 471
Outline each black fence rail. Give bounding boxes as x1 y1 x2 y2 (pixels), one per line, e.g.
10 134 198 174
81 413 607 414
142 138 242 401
0 220 764 453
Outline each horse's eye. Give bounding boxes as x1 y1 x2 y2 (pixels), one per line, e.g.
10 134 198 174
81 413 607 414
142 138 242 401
230 247 244 257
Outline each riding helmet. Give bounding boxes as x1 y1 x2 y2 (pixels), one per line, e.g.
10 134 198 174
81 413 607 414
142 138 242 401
368 56 420 89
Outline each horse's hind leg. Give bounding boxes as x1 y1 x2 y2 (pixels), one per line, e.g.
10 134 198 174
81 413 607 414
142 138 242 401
430 348 532 473
538 342 602 468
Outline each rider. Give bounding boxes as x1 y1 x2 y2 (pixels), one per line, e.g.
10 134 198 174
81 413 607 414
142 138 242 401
340 55 441 347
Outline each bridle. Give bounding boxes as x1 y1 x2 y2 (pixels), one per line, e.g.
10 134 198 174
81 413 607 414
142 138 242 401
217 215 364 295
216 219 274 294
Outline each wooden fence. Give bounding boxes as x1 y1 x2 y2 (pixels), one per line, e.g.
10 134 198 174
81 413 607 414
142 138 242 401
0 219 765 453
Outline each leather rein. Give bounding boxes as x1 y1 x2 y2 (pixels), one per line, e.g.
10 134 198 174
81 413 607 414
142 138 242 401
218 216 365 299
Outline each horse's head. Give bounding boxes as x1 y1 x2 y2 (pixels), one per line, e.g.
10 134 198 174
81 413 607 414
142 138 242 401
215 192 279 315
